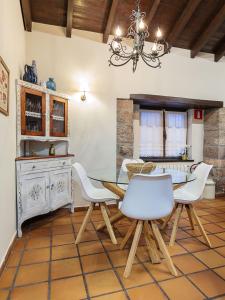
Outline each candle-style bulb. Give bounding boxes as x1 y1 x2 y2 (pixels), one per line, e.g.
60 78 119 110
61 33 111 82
156 28 162 39
152 43 157 52
139 19 145 30
115 26 122 37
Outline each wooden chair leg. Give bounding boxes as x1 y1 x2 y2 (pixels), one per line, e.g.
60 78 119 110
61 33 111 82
120 220 137 250
75 203 94 244
96 211 124 231
100 203 117 245
189 204 212 248
151 221 178 277
144 221 161 264
169 204 183 246
124 220 143 278
185 204 195 230
161 204 178 231
105 204 111 216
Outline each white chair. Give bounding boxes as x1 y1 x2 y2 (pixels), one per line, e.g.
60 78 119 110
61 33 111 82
162 162 213 247
120 174 177 278
72 162 119 245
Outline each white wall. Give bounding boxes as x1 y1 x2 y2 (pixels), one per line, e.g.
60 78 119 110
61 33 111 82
26 24 225 206
0 0 25 266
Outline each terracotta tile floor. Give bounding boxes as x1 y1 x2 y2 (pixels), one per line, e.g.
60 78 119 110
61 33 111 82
1 198 225 299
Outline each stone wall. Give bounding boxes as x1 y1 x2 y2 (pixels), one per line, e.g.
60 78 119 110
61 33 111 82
204 108 225 193
117 99 134 171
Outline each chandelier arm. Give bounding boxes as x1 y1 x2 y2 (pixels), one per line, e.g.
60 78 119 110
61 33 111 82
141 54 161 68
109 54 133 67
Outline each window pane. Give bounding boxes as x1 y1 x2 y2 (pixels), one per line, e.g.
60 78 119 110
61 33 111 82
165 111 187 157
140 110 163 157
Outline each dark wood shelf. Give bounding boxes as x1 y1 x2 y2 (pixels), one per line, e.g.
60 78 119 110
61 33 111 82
15 154 74 161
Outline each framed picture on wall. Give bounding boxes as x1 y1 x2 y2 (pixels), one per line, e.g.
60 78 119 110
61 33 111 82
0 56 10 116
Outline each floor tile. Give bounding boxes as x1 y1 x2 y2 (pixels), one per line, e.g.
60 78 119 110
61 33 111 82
0 268 16 288
52 224 73 235
193 249 225 268
86 270 122 297
136 246 149 262
81 253 111 273
92 291 127 300
11 282 48 300
203 223 225 234
216 232 225 241
78 240 104 256
73 222 94 232
117 264 153 288
80 230 99 242
51 257 81 279
167 244 187 256
159 276 204 300
0 289 9 300
52 233 75 246
52 216 71 225
173 254 207 274
197 235 225 247
13 239 26 251
52 244 77 260
21 248 50 265
215 246 225 257
102 238 122 251
188 270 225 298
178 238 208 252
6 251 22 267
26 237 50 249
214 266 225 279
144 260 176 281
15 262 49 286
128 283 166 300
108 250 137 267
51 276 86 300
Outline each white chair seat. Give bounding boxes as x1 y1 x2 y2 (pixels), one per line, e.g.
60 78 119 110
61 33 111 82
173 189 197 204
86 188 119 203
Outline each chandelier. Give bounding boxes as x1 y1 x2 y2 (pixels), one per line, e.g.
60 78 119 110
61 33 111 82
108 0 170 72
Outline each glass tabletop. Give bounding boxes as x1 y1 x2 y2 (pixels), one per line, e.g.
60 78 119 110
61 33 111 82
88 167 196 185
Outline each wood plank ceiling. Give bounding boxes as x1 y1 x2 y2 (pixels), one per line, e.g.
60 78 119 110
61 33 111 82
20 0 225 61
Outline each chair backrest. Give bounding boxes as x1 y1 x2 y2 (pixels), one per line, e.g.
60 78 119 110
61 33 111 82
182 162 213 200
72 162 94 201
121 158 144 172
120 174 174 220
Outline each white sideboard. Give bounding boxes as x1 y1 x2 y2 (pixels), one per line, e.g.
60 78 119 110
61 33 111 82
16 156 74 237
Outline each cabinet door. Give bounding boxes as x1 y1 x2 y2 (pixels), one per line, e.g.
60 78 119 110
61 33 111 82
50 169 71 210
19 172 49 219
21 87 46 136
50 96 68 137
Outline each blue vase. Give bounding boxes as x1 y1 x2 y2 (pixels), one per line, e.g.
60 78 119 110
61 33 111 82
46 78 56 91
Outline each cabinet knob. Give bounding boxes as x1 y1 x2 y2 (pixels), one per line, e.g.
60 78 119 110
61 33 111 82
32 165 36 169
46 185 50 189
62 161 66 165
51 184 54 190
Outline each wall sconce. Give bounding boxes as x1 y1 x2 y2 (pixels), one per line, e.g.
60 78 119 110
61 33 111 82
81 91 86 101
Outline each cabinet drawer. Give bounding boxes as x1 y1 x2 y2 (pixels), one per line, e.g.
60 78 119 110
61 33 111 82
20 159 71 172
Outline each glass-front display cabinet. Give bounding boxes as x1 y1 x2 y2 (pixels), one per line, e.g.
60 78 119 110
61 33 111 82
21 87 46 136
50 95 68 137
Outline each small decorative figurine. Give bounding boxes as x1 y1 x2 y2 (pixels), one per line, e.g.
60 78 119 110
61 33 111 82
46 78 56 91
49 144 55 156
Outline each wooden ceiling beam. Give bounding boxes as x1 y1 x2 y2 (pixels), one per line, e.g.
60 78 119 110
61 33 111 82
145 0 161 27
215 39 225 62
66 0 73 38
103 0 119 44
167 0 202 46
191 3 225 58
20 0 32 32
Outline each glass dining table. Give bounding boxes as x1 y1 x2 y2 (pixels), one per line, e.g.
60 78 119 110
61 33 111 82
88 167 197 231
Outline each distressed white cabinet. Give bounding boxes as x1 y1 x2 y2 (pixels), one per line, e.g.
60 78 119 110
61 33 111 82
16 156 74 237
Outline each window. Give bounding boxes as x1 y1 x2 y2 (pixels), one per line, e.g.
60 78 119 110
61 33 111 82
140 109 187 158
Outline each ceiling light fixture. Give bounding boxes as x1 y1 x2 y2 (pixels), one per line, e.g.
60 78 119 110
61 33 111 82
108 0 170 72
